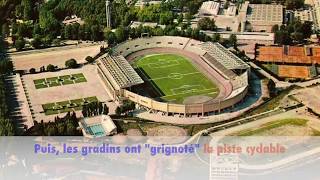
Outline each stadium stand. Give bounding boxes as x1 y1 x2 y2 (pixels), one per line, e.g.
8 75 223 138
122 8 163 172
201 42 249 70
96 54 143 100
202 53 237 79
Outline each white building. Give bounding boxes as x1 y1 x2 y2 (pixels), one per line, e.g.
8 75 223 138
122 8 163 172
294 9 314 22
313 0 320 29
199 1 220 16
79 115 117 138
129 21 165 29
62 15 84 25
135 0 162 7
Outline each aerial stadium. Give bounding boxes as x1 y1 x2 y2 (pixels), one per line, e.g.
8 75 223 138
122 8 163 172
96 36 250 116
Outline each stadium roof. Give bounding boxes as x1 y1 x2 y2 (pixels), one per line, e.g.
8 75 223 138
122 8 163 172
201 42 249 70
256 46 320 64
97 54 144 90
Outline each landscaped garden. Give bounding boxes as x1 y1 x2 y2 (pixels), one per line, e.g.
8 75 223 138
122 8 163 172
33 73 87 89
42 96 98 115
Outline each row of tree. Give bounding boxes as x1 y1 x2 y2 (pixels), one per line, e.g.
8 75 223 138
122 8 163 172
4 0 212 50
104 24 237 48
0 36 14 136
0 77 14 136
25 111 80 136
82 102 109 118
115 100 136 116
273 20 313 45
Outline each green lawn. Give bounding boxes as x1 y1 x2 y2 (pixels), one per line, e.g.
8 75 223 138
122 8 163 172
72 73 86 78
33 73 87 89
233 118 309 136
133 54 219 103
35 83 48 89
34 79 46 84
42 96 99 115
84 96 99 103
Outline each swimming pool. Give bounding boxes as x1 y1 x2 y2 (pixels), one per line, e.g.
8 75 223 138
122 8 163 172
87 124 106 137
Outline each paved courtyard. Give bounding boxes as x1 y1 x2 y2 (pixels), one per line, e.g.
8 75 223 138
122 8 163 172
21 64 116 122
11 45 101 71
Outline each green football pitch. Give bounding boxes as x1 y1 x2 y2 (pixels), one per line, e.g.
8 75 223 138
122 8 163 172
133 54 219 103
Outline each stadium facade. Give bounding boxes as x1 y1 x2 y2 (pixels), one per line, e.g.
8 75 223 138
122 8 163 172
97 36 250 116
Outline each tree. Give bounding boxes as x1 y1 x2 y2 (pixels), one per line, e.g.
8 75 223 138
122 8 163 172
212 33 221 42
224 1 230 9
115 107 122 116
103 104 109 115
1 23 9 38
42 35 53 47
39 11 60 37
104 30 116 45
0 61 13 74
31 35 42 49
57 123 65 135
46 64 55 72
63 25 72 39
15 38 26 51
177 13 184 24
17 23 31 38
159 11 174 25
197 17 216 31
285 0 304 10
85 56 94 63
65 59 78 68
229 34 237 48
66 121 76 135
90 24 101 41
185 13 192 25
271 24 279 33
29 68 36 74
275 30 291 45
33 24 42 37
0 119 15 136
40 66 45 72
46 124 57 136
23 0 33 20
71 23 80 40
115 26 127 43
267 79 277 97
292 32 304 43
52 39 61 46
302 21 313 39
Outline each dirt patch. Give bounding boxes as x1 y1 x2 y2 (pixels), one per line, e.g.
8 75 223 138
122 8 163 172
147 125 187 136
146 125 188 144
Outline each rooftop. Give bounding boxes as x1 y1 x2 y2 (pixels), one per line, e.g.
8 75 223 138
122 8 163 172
246 4 283 24
199 1 220 16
